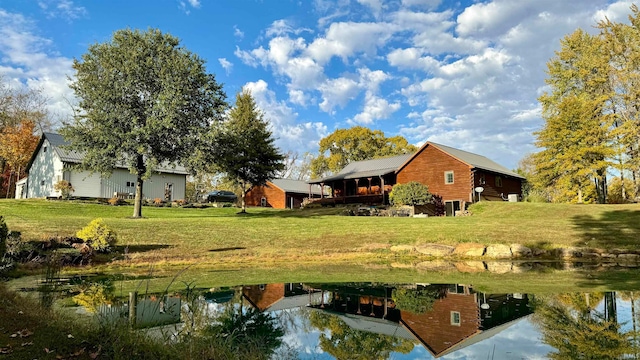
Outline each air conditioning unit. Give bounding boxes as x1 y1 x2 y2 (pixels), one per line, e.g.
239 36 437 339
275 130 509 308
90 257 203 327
508 194 519 202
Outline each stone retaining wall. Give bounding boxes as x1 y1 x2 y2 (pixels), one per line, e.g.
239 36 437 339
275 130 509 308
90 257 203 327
389 243 640 262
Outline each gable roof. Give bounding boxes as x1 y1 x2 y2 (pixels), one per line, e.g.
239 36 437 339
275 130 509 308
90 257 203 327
26 132 189 175
398 142 524 179
309 153 413 184
270 178 323 195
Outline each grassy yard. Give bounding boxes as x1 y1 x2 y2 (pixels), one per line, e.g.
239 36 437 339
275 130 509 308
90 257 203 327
1 199 639 271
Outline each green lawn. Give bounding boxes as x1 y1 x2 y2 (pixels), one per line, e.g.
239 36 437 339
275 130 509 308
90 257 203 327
1 199 639 271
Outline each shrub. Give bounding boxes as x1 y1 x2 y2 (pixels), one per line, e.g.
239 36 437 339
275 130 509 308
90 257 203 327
108 197 125 206
524 189 550 203
76 218 117 253
0 216 7 259
431 194 445 216
390 181 432 206
153 198 164 207
53 180 74 199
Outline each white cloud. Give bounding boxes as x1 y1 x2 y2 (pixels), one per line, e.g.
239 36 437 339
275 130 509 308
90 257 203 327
352 92 401 124
318 77 360 113
265 19 312 38
243 80 328 152
38 0 87 20
187 0 200 8
178 0 201 14
233 25 244 40
218 58 233 74
356 0 384 17
0 9 75 122
306 22 396 65
401 0 441 9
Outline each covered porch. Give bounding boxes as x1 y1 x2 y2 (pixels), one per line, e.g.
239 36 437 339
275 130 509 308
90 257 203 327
308 172 397 205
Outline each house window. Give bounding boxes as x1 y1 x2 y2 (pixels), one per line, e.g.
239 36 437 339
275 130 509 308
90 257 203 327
445 171 454 184
451 311 461 326
126 181 134 187
43 146 47 153
495 176 503 187
40 180 45 186
479 175 486 185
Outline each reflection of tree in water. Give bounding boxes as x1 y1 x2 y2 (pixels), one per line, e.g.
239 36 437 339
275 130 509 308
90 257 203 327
391 285 448 314
309 310 414 360
204 301 284 359
532 292 637 359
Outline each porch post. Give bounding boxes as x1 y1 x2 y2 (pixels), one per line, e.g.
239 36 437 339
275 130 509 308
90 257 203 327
380 176 385 204
320 182 324 198
354 179 360 195
367 177 372 194
343 180 347 204
309 184 311 199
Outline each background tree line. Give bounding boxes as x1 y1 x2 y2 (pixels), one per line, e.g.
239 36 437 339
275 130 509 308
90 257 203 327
531 5 640 204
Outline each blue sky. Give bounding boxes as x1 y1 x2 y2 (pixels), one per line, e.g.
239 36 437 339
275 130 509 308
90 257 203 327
0 0 636 169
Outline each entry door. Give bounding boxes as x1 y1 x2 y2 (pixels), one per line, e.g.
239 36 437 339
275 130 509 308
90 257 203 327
445 201 461 216
165 183 173 201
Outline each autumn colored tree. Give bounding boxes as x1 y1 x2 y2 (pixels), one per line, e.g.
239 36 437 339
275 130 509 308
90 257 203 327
211 90 284 213
0 120 39 198
310 126 417 178
534 29 613 203
62 28 227 218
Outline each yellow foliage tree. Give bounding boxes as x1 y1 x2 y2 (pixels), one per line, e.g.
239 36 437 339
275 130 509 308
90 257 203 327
0 120 39 197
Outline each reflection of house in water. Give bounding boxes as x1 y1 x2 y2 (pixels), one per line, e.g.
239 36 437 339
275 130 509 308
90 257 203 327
307 284 532 358
241 283 323 312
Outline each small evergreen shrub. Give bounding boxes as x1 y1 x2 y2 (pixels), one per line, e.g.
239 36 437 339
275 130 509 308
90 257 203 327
390 181 432 206
76 218 117 253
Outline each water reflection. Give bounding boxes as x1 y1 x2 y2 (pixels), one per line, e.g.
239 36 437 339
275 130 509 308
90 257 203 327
69 282 640 359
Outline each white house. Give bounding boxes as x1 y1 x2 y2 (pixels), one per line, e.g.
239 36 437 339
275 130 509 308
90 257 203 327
22 133 188 201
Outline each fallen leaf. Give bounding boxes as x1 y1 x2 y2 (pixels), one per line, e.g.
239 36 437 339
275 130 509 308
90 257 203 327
44 347 54 353
9 334 17 338
72 347 85 356
17 311 23 315
0 346 12 354
89 345 101 359
67 334 74 339
17 329 33 338
21 342 33 347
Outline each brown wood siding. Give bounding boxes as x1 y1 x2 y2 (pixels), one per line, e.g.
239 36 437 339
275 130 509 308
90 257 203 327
474 171 523 201
400 293 480 356
245 183 286 208
397 145 473 203
242 284 285 311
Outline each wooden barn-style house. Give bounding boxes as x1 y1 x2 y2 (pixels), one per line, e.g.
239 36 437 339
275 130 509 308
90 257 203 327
245 178 323 209
18 132 187 200
308 142 525 215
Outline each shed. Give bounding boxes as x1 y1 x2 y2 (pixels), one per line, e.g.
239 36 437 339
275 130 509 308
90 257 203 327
245 178 323 209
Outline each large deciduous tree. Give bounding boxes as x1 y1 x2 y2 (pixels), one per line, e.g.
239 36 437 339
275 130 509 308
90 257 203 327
534 29 613 203
0 120 39 198
62 28 227 218
212 90 284 213
310 126 417 178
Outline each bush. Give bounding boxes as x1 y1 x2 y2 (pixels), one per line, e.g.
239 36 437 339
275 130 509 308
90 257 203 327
53 180 74 199
0 216 7 259
390 181 432 206
107 197 125 206
431 194 445 216
76 219 117 253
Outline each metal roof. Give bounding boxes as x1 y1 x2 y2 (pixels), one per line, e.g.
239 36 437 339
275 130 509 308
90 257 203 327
310 153 413 183
41 132 189 175
270 178 323 195
426 142 525 179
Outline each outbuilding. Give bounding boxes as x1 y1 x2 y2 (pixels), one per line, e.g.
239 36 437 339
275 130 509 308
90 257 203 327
245 178 323 209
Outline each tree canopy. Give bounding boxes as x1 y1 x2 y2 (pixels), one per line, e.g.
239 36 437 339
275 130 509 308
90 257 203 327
62 28 227 217
212 90 284 213
534 6 640 203
310 126 417 179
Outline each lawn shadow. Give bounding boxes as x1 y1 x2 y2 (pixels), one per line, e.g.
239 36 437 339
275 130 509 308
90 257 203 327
232 207 345 219
115 244 174 253
571 209 640 249
209 247 246 252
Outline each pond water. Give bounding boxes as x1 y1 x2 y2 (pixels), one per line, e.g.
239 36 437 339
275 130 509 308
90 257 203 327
27 275 640 359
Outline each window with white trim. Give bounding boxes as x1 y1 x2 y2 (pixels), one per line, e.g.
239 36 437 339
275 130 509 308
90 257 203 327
445 171 454 184
451 311 461 326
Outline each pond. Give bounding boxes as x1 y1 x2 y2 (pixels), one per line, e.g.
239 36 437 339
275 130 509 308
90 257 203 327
18 267 640 360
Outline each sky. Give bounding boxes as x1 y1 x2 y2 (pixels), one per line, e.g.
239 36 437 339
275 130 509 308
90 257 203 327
0 0 637 170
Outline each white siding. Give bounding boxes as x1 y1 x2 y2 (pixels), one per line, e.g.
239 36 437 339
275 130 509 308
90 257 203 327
26 139 65 198
141 173 186 201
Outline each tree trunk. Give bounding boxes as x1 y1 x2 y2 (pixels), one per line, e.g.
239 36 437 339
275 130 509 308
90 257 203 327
240 181 247 213
5 170 11 199
132 155 145 218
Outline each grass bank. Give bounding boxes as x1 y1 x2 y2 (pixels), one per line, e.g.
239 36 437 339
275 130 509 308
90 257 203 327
1 199 639 269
